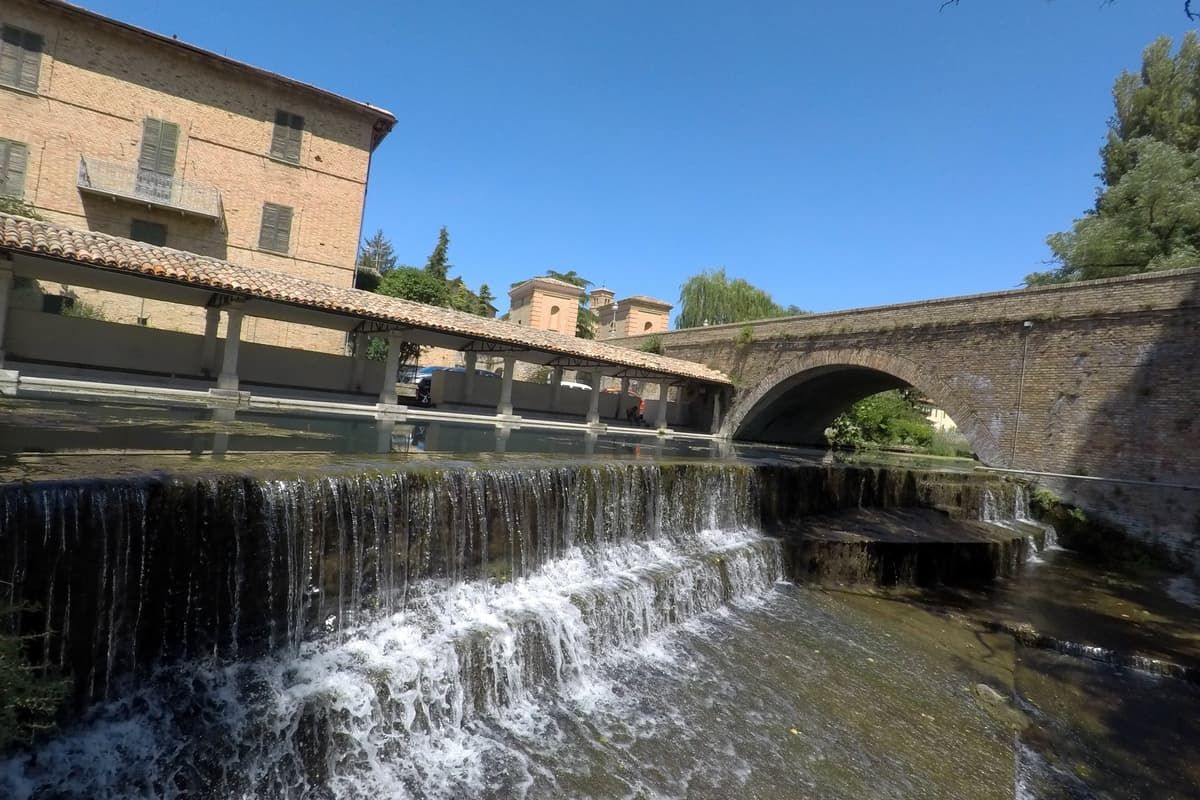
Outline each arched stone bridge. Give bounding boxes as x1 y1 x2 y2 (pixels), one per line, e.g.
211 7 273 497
624 268 1200 567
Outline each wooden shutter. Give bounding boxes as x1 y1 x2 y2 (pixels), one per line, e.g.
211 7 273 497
270 110 304 163
16 28 42 92
0 26 43 92
0 139 27 199
258 203 293 253
139 118 179 176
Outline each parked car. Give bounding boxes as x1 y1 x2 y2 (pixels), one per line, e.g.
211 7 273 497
560 380 592 391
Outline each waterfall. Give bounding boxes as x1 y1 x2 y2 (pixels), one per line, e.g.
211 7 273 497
0 460 1028 799
0 474 779 798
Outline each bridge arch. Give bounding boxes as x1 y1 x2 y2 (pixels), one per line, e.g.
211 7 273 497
723 348 1004 466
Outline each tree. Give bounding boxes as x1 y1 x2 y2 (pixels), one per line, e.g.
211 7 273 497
358 229 398 274
424 226 451 280
376 266 449 307
826 390 935 450
356 229 397 292
477 283 496 317
1029 34 1200 284
675 268 791 329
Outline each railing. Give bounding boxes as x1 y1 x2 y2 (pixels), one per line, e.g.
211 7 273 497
76 156 222 220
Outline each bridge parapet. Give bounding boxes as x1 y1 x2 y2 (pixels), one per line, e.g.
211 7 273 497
615 268 1200 570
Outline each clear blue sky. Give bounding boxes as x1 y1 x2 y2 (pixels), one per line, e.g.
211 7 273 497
88 0 1198 318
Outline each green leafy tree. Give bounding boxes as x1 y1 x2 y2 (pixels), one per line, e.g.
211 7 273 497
377 266 449 307
827 390 934 450
424 226 451 280
675 268 791 329
1030 34 1200 284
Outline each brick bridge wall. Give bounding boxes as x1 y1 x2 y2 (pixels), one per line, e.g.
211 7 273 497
620 269 1200 570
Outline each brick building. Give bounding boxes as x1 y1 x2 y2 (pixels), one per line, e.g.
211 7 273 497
590 288 671 340
0 0 394 352
506 277 585 336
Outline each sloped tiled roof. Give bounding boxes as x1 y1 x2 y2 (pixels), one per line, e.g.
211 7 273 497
0 214 730 385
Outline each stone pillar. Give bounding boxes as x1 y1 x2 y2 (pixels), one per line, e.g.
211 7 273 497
587 379 602 426
200 307 220 376
463 351 478 400
216 305 245 391
350 332 368 392
655 381 670 429
498 355 516 417
379 332 404 405
710 388 722 435
495 425 512 453
550 367 564 412
0 265 12 368
615 377 629 421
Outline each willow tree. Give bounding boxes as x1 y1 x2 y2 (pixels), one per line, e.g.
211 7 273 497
1029 34 1200 284
675 268 794 329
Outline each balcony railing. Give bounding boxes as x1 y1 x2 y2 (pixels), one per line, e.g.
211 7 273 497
77 156 223 220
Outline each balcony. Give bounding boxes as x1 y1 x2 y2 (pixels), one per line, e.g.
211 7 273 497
77 156 223 221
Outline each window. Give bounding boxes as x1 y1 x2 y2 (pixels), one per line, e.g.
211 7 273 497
130 219 167 246
42 294 72 315
0 138 27 199
136 118 179 201
258 202 293 253
270 110 304 163
644 321 653 331
549 304 561 330
0 25 43 93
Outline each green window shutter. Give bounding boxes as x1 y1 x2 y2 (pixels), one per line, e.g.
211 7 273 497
0 27 19 87
0 26 43 92
270 110 304 163
259 203 293 253
0 139 28 199
139 118 179 176
16 28 42 92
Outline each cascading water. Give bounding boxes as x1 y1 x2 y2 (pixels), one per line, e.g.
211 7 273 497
0 463 780 798
0 461 1036 799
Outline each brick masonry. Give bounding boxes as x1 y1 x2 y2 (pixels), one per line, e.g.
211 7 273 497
618 269 1200 569
0 0 391 353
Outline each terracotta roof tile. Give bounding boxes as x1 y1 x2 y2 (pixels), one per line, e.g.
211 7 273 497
0 214 730 385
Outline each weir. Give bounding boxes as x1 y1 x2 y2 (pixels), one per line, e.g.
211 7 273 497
0 458 1042 798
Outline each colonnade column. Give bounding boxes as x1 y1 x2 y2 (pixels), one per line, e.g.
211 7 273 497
550 367 564 412
200 307 220 376
349 332 368 392
378 332 405 405
216 304 245 391
498 355 515 417
463 351 478 400
615 377 629 421
587 379 602 426
0 265 12 369
655 381 670 429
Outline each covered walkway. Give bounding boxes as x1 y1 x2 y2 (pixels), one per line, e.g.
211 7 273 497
0 214 731 433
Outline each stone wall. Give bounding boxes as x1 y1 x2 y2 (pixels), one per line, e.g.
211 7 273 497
617 269 1200 567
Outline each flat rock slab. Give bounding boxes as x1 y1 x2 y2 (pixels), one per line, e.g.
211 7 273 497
777 508 1031 587
790 507 1024 544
